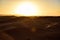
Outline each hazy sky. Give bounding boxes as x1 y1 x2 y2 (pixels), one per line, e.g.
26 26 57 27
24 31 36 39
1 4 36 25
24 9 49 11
0 0 60 16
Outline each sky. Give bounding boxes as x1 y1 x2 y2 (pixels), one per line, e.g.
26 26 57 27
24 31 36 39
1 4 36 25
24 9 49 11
0 0 60 16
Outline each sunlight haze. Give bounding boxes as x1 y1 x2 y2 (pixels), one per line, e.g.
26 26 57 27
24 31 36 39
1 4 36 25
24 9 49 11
0 0 60 16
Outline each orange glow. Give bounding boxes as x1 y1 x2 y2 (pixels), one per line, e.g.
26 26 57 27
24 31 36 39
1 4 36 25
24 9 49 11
12 1 41 16
0 0 59 16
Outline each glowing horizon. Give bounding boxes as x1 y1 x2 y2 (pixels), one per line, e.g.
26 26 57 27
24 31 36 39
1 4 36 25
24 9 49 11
12 1 40 16
0 0 60 16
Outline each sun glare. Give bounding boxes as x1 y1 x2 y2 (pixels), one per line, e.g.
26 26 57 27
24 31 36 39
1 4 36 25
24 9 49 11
13 1 39 16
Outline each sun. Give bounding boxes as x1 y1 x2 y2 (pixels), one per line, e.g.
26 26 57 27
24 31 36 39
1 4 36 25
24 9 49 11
13 1 39 16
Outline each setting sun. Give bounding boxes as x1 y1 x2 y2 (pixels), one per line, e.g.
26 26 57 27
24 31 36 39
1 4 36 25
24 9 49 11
13 1 40 16
0 0 59 16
